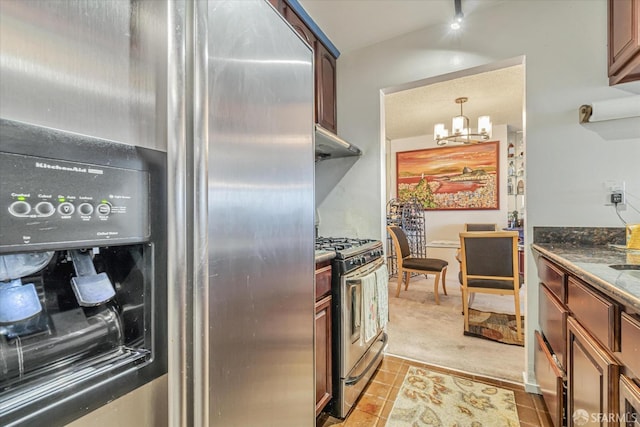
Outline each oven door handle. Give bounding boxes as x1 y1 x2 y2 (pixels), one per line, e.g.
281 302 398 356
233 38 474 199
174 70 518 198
344 332 388 386
344 258 384 281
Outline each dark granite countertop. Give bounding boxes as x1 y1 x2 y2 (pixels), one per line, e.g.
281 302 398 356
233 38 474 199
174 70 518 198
532 243 640 313
315 249 336 264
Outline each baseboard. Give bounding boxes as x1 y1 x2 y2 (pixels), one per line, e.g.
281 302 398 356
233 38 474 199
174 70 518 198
523 371 541 394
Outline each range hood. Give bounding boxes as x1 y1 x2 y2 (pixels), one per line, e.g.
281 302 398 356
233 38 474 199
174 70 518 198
315 125 362 161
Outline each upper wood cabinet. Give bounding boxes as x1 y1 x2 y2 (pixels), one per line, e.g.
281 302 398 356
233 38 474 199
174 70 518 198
315 42 337 133
284 5 317 48
608 0 640 85
281 2 338 134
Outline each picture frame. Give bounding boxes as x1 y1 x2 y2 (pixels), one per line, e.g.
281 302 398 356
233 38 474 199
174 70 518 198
396 141 499 210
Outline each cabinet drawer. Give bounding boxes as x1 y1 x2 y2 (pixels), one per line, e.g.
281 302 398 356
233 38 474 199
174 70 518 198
534 331 565 427
621 312 640 378
539 283 568 368
315 264 332 301
537 257 566 303
567 276 620 352
619 375 640 427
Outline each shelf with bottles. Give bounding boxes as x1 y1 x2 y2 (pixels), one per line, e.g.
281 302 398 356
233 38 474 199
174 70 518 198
506 130 524 196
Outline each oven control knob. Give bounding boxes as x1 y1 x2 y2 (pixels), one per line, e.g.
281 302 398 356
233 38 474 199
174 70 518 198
360 256 366 265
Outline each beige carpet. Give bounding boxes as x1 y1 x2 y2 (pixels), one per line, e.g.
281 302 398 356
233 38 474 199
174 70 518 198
385 275 525 382
386 366 520 426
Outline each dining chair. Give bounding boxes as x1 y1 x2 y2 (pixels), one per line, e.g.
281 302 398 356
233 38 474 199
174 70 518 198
387 225 449 304
458 231 522 339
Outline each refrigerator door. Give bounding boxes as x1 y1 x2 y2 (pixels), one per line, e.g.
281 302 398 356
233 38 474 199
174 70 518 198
192 0 315 425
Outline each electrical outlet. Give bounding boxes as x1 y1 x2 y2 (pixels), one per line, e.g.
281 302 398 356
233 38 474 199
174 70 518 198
604 180 626 206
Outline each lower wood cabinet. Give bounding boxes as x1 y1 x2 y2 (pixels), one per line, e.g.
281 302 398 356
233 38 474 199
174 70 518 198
315 294 332 416
534 252 640 427
315 259 333 416
534 331 565 427
567 316 620 427
619 375 640 426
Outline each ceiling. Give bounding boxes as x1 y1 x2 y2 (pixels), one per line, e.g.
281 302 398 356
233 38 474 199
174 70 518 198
297 0 523 141
384 65 524 140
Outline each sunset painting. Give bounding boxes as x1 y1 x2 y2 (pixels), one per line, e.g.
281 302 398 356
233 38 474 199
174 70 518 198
396 141 499 210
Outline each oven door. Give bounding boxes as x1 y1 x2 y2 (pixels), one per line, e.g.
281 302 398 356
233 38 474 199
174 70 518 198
340 257 385 376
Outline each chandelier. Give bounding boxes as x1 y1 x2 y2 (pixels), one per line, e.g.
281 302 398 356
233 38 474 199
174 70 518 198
434 97 492 145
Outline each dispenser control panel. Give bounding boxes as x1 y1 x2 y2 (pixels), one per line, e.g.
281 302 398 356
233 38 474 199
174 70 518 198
0 152 149 252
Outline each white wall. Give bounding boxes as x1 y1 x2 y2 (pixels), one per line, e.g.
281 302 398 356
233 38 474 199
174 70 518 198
315 0 640 389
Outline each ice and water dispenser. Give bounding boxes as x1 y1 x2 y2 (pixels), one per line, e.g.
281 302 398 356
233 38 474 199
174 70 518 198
0 120 167 425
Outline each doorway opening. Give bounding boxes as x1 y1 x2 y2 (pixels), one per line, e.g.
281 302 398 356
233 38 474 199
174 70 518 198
380 57 526 383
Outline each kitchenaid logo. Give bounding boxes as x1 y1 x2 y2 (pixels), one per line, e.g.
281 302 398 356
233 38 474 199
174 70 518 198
35 162 103 175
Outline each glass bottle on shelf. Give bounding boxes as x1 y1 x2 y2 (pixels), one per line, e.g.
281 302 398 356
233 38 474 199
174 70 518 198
517 179 524 195
508 142 515 158
507 177 514 195
508 161 515 176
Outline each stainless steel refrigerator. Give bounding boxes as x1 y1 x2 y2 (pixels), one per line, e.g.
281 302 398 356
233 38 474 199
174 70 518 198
0 0 315 425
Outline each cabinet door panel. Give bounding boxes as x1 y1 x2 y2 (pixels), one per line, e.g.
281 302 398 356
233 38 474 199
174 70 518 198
538 257 567 303
567 277 620 352
619 375 640 427
283 6 316 48
567 317 620 427
608 0 640 84
315 295 332 415
315 264 332 300
621 312 640 378
315 42 337 133
540 283 568 368
535 331 565 427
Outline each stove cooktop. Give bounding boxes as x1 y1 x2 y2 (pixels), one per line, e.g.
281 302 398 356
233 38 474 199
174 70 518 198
315 237 382 259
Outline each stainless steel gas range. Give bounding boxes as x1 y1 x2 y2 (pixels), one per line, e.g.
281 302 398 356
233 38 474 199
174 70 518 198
316 237 388 419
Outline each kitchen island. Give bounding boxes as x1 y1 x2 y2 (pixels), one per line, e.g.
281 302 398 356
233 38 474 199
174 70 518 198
532 227 640 427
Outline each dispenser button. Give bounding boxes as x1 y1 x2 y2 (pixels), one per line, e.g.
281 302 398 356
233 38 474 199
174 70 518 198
9 201 31 216
78 203 94 216
35 201 55 217
58 202 75 215
97 203 111 216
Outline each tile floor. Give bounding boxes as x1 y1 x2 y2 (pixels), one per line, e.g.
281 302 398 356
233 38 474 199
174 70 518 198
316 354 554 427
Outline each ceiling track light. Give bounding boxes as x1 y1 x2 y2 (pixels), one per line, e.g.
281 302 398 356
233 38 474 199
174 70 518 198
434 97 492 145
451 0 464 30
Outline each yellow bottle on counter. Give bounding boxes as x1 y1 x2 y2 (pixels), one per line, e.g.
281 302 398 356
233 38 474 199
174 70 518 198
627 224 640 250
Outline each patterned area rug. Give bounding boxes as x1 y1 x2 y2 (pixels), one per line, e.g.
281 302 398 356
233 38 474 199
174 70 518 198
386 367 520 427
464 308 524 346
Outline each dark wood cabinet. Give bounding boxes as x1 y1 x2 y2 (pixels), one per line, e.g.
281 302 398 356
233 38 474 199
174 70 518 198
315 260 332 416
619 375 640 426
534 331 565 427
315 294 332 416
608 0 640 85
281 2 338 134
534 253 639 427
315 42 337 133
567 316 620 426
284 5 316 48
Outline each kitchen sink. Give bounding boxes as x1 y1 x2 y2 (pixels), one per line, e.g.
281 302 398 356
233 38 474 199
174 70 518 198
609 264 640 270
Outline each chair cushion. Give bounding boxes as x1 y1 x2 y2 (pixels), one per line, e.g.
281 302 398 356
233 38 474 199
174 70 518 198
403 257 448 271
466 278 520 290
